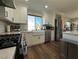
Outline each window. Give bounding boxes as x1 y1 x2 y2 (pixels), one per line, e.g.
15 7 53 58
28 16 35 31
28 15 43 31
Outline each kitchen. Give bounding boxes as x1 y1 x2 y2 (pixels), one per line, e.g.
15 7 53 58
0 0 78 59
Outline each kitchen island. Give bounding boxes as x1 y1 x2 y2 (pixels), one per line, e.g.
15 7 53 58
62 31 78 45
0 47 16 59
60 31 78 59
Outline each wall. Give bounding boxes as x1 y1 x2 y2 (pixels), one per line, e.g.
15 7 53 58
64 10 78 18
72 18 78 24
28 9 43 16
72 18 78 31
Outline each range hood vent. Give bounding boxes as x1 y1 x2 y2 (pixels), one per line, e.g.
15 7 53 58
0 0 16 9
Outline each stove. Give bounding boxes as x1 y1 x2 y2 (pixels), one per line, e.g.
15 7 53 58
0 33 27 59
0 34 21 49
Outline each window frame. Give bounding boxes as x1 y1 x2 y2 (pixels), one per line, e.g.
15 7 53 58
27 14 43 31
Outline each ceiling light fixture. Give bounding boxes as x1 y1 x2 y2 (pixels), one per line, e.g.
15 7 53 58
45 5 48 8
25 0 29 2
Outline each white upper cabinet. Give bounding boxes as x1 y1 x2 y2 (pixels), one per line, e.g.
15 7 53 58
0 5 27 23
0 6 14 22
13 6 27 23
5 7 14 22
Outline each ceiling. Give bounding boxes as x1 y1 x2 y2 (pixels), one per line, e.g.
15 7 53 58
16 0 78 15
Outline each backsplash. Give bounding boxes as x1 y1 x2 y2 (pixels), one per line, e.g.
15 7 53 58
20 24 27 31
0 20 27 33
0 21 5 33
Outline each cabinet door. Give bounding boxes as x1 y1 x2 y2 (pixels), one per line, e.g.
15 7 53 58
31 35 40 45
25 33 33 46
60 42 78 59
0 6 14 22
5 7 14 22
25 33 45 46
68 43 78 59
14 6 27 23
40 35 45 43
31 35 45 45
0 6 5 17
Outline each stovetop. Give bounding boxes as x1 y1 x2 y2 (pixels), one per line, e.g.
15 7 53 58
0 34 21 49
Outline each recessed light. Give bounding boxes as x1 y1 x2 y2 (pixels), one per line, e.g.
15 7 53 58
45 5 48 8
25 0 29 2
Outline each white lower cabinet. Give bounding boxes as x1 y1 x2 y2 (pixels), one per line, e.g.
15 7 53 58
25 32 45 46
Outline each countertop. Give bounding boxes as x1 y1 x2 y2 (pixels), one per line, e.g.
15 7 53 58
62 31 78 45
0 32 21 35
0 31 45 35
63 31 78 36
0 47 16 59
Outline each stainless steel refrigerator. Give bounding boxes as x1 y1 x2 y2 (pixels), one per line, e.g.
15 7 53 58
54 15 62 41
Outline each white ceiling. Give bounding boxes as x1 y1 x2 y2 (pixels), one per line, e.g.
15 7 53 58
16 0 78 15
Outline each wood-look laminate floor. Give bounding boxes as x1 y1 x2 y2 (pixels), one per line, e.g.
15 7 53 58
25 41 63 59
